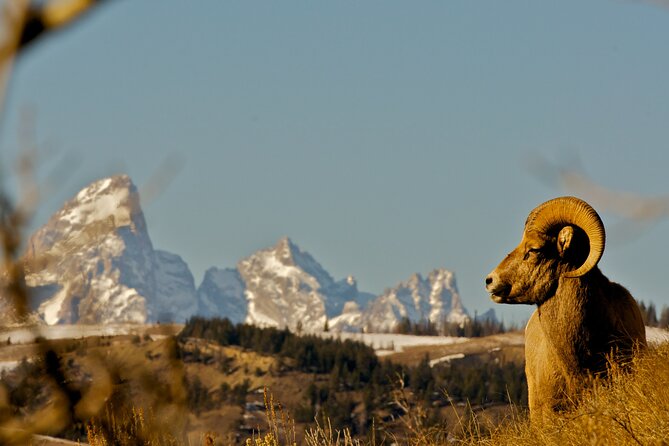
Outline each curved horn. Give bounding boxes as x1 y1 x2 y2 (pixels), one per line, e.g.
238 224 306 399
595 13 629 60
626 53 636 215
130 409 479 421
527 196 605 278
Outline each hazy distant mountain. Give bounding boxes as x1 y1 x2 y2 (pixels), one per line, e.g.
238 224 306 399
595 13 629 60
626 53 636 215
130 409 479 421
196 267 247 323
10 174 477 331
152 250 198 322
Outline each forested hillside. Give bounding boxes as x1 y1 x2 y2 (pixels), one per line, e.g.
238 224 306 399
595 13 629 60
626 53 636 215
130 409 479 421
179 317 527 437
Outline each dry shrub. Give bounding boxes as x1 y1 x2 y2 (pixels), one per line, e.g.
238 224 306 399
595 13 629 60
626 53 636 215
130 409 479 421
303 417 361 446
245 388 298 446
86 406 174 446
240 345 669 446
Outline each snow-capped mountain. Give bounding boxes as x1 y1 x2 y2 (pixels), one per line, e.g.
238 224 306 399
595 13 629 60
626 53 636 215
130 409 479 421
202 238 469 333
360 269 469 333
9 174 476 331
21 175 197 324
238 237 369 332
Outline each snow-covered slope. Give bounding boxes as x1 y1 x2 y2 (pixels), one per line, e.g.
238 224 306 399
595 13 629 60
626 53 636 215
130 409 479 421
646 326 669 346
318 331 470 356
329 301 364 332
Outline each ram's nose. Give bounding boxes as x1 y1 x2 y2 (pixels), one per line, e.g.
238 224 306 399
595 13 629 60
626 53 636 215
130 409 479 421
486 272 511 302
485 273 497 292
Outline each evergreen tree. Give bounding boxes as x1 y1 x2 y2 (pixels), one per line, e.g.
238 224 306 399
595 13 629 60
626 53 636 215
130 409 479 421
659 306 669 329
647 302 658 326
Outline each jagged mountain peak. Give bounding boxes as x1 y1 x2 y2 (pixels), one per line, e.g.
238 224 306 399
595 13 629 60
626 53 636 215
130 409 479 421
360 268 469 333
75 174 133 198
239 238 327 331
239 237 379 331
247 237 335 288
25 175 143 261
275 236 297 260
60 174 138 226
18 174 200 325
273 237 309 269
23 175 153 324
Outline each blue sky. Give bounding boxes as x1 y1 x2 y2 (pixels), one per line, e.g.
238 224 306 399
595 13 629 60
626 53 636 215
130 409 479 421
2 0 669 323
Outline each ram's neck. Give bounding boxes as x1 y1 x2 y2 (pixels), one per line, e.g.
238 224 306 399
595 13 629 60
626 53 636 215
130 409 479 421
537 269 606 374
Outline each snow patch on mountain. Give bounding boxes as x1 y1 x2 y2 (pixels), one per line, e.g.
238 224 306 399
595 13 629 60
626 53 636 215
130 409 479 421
329 301 363 332
40 287 68 325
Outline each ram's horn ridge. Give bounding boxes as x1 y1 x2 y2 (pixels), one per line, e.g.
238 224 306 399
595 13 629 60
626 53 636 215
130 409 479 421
528 196 605 278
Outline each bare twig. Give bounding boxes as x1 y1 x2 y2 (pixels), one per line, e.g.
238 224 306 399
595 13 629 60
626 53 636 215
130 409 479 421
1 0 110 118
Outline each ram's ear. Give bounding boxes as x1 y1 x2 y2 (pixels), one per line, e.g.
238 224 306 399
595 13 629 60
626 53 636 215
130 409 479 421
557 226 574 258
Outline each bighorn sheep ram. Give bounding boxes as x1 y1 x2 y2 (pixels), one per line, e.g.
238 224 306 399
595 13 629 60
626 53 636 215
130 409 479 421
485 196 646 423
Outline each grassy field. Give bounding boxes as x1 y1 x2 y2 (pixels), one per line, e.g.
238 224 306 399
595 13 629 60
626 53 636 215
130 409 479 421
226 341 669 446
1 326 667 445
226 342 669 446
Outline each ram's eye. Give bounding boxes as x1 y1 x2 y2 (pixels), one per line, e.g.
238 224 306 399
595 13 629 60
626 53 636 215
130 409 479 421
523 248 541 261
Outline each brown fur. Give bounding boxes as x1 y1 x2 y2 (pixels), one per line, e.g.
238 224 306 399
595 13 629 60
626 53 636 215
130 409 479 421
486 216 646 423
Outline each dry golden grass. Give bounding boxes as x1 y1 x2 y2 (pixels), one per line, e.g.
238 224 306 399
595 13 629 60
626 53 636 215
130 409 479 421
76 340 669 445
244 343 669 446
459 342 669 446
86 405 187 446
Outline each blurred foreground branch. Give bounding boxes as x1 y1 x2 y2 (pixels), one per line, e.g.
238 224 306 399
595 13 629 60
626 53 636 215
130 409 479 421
1 0 110 117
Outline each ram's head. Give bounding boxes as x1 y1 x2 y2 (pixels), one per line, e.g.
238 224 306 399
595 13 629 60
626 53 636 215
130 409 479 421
485 197 605 305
